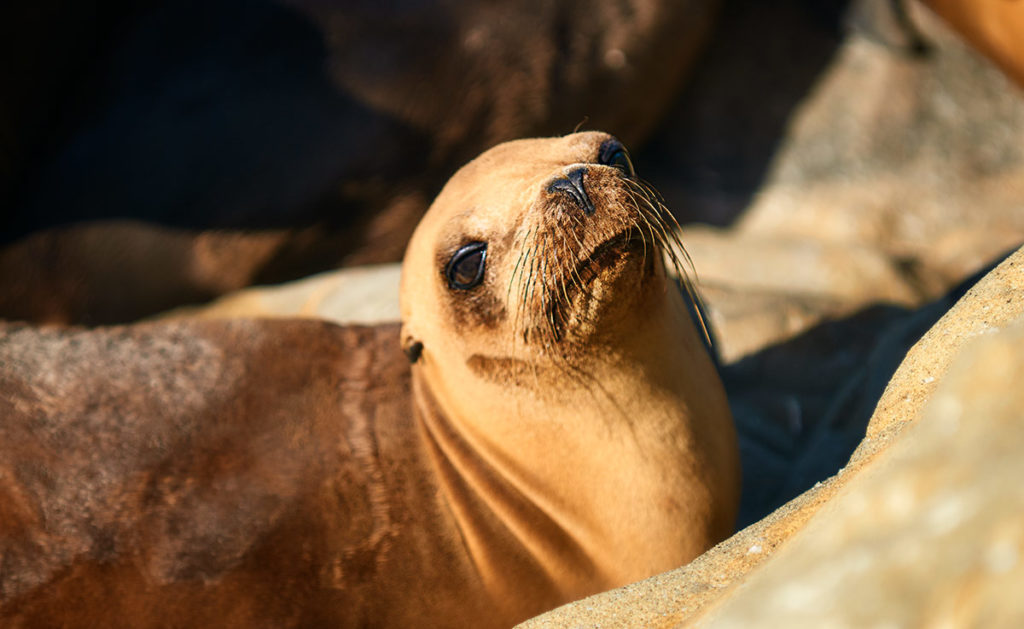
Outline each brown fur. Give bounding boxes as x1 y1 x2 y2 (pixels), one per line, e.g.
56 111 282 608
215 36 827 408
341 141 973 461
0 133 739 627
0 319 487 627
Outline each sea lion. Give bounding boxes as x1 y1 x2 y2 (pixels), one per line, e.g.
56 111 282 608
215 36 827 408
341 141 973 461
0 132 739 628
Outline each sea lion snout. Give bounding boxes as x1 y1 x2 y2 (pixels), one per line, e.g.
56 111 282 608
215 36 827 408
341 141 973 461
546 166 595 216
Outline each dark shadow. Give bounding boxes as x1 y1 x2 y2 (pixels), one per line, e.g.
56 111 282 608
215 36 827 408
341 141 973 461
1 0 431 244
636 0 853 226
724 253 1005 529
3 0 861 244
0 1 150 238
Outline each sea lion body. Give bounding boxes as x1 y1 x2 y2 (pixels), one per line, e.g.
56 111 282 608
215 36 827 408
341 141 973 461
0 320 453 627
0 133 738 627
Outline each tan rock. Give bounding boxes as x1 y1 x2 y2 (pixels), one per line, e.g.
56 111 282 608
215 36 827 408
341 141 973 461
156 263 401 325
866 245 1024 441
737 2 1024 286
698 284 859 364
684 227 919 305
644 0 1024 365
702 321 1024 628
682 226 922 361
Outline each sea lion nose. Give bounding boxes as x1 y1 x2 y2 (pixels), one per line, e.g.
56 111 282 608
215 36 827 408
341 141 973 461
546 166 595 216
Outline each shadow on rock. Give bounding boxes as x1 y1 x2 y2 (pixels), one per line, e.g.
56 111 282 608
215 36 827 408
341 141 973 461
727 253 1003 528
637 0 852 226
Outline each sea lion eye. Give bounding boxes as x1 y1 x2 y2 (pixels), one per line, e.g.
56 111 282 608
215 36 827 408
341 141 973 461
445 242 487 290
598 141 635 176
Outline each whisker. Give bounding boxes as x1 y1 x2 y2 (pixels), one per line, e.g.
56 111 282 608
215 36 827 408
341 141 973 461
507 226 533 301
626 179 712 347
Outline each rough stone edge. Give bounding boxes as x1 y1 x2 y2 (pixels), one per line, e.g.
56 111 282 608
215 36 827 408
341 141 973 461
699 326 1024 625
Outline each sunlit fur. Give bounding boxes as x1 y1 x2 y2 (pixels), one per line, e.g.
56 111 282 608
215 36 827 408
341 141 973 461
506 173 709 352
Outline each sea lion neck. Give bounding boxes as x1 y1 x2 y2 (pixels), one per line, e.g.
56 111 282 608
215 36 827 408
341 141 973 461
408 282 736 598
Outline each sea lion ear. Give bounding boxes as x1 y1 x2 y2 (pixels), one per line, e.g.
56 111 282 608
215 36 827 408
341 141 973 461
401 332 424 364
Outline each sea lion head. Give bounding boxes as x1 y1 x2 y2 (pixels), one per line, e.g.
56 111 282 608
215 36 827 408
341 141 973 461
400 131 702 381
399 132 739 586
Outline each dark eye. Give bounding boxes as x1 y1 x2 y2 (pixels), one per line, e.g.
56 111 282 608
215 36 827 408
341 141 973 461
598 140 635 176
445 242 487 290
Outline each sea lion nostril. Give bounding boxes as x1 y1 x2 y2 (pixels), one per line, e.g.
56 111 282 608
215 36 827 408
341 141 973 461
546 166 595 216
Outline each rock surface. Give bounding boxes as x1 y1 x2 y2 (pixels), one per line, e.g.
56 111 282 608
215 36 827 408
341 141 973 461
706 0 1024 359
628 0 1024 367
736 2 1024 273
702 270 1024 628
682 226 923 362
157 263 401 325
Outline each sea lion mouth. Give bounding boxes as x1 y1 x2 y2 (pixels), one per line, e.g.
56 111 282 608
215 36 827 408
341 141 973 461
569 230 653 296
541 230 656 341
507 174 704 349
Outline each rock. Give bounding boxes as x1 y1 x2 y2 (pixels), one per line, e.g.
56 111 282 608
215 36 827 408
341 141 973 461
637 0 854 227
736 2 1024 283
682 226 921 361
157 263 401 325
723 302 927 527
684 227 919 305
866 245 1024 442
520 246 1024 627
702 310 1024 627
642 0 1024 365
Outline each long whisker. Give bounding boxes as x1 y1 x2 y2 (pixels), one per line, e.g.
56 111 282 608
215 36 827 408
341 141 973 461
507 226 533 302
625 178 712 347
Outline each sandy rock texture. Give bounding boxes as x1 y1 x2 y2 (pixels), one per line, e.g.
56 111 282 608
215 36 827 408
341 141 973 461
680 0 1024 364
156 264 401 325
738 1 1024 269
702 262 1024 628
